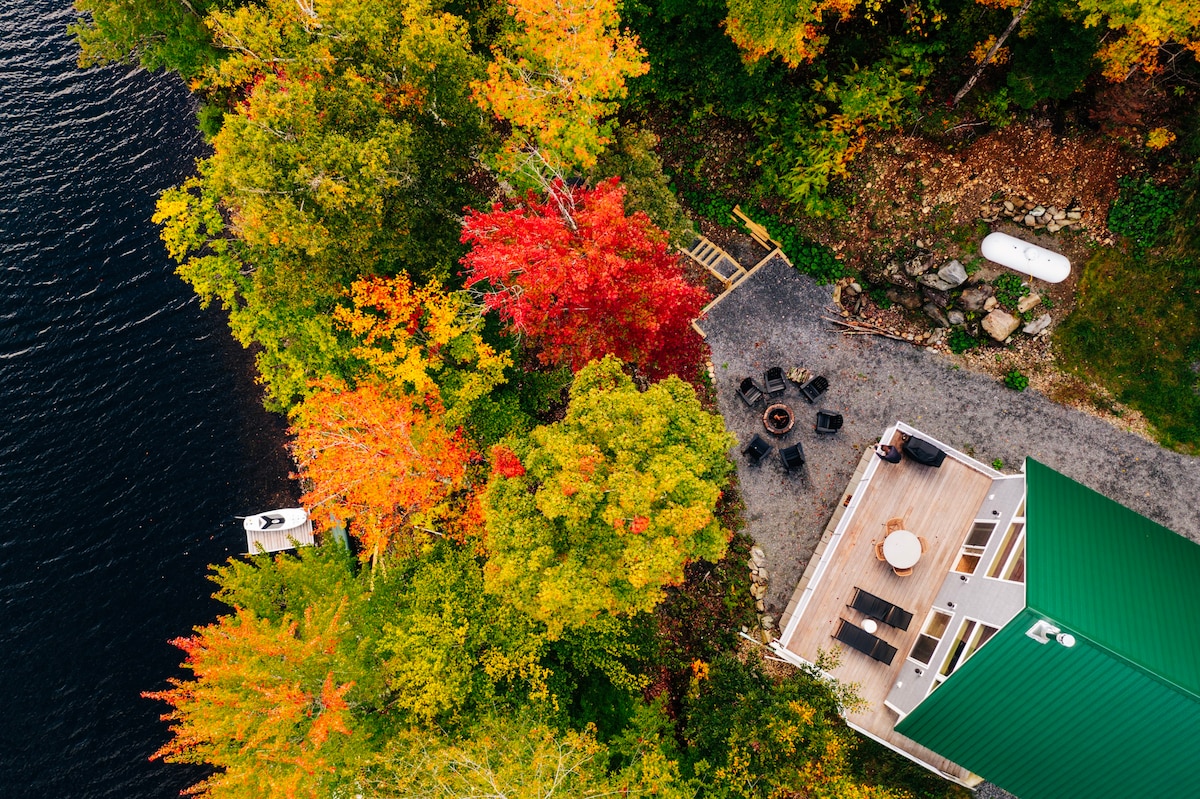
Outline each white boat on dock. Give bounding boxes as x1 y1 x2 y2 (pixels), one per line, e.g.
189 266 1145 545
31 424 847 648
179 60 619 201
243 507 314 553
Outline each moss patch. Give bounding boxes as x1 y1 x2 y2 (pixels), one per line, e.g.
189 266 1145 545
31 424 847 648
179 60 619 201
1055 247 1200 453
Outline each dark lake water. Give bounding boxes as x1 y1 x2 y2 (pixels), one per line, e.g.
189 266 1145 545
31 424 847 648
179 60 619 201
0 3 296 797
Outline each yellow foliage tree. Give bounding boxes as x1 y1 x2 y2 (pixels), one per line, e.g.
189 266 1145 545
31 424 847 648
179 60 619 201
481 357 734 636
474 0 648 186
724 0 861 67
1077 0 1200 79
334 274 511 422
144 602 360 799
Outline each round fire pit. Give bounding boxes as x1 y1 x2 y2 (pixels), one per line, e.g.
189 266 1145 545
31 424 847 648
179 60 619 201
763 403 795 436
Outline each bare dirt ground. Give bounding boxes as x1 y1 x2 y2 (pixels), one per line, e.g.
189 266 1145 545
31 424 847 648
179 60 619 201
693 122 1164 444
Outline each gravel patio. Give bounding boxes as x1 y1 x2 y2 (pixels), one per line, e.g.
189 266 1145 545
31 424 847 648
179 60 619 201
702 253 1200 616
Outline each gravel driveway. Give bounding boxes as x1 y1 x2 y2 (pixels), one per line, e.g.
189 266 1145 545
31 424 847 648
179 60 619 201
702 253 1200 614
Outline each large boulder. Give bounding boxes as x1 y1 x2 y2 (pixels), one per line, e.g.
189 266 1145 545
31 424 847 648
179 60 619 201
936 259 969 288
923 302 951 327
921 284 951 308
959 283 995 312
887 288 924 311
903 250 936 277
1023 313 1053 335
982 309 1021 341
862 263 890 286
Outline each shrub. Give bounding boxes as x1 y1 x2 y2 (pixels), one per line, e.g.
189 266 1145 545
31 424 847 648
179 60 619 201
991 458 1004 470
947 328 978 354
1004 369 1029 391
1108 176 1180 251
993 273 1030 311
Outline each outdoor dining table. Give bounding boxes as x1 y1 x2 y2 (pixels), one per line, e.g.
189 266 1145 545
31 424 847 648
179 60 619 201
883 529 922 569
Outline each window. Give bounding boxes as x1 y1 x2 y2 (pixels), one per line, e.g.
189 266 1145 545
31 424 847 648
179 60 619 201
953 522 995 574
939 619 999 679
909 610 953 665
987 520 1026 583
930 619 1000 692
966 521 995 548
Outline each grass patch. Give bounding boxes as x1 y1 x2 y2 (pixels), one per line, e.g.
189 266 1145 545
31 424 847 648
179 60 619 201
1055 247 1200 453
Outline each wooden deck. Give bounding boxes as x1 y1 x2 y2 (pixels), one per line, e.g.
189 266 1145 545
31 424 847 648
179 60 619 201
779 432 993 783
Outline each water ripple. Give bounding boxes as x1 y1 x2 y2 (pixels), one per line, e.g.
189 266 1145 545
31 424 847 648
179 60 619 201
0 4 297 798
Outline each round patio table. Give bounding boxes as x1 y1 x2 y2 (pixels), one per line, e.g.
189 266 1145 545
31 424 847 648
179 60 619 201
883 529 922 569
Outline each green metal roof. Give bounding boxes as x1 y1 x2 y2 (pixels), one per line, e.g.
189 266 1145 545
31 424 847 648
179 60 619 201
897 461 1200 797
1024 458 1200 696
896 609 1200 799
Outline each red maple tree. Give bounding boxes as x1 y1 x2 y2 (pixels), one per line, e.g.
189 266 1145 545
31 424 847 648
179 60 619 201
461 178 709 381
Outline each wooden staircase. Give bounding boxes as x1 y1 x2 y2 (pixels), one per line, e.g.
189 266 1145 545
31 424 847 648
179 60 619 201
684 235 746 290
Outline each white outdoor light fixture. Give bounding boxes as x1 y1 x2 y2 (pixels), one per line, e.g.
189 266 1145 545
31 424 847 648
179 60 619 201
981 232 1071 283
1026 619 1076 648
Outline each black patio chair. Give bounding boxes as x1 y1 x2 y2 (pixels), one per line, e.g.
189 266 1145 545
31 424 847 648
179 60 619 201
737 377 765 408
848 587 891 621
763 366 787 396
780 443 805 471
834 618 877 657
742 434 770 464
815 410 843 433
872 638 898 665
799 375 829 404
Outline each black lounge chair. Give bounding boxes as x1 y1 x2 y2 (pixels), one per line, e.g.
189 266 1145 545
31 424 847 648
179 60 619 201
902 436 946 467
833 619 897 665
737 377 765 408
848 587 891 620
743 434 770 464
848 587 913 631
763 366 787 396
799 375 829 404
871 637 898 665
780 443 805 471
815 409 843 433
884 606 914 631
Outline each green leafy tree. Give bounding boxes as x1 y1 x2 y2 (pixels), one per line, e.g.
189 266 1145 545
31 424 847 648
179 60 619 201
152 0 488 409
682 655 901 799
71 0 229 77
482 357 734 636
370 545 551 723
590 124 696 248
362 706 691 799
755 45 935 214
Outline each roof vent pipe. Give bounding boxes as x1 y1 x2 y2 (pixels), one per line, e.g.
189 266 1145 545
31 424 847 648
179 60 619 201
1027 619 1076 647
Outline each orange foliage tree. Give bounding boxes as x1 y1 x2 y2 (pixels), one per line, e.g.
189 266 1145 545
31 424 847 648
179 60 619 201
289 380 477 564
460 178 709 382
144 603 359 798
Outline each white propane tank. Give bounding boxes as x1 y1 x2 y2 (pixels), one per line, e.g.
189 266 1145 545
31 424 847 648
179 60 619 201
980 232 1070 283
